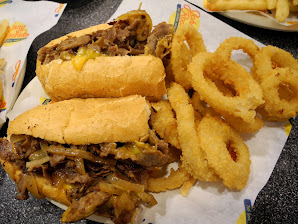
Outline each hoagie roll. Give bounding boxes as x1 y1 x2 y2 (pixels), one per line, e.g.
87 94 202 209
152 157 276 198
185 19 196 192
36 10 174 101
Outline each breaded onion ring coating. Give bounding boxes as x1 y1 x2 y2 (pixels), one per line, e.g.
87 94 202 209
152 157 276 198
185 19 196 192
167 82 219 182
189 52 264 124
190 91 220 118
170 24 206 90
258 67 298 121
197 115 251 190
165 39 190 85
215 36 260 60
191 90 263 133
215 36 260 81
180 176 196 197
147 164 191 193
253 45 298 82
219 110 264 133
150 101 180 149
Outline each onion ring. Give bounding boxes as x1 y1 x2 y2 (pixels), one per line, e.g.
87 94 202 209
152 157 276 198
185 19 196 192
147 164 190 192
170 24 206 89
256 108 288 122
219 110 264 133
215 36 260 81
190 91 220 118
252 45 298 82
197 115 251 190
165 37 191 84
215 36 260 60
191 88 263 133
167 82 219 182
258 67 298 121
189 52 264 124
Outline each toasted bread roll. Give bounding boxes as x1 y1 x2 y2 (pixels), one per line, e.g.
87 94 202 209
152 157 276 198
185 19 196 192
8 95 151 145
36 10 167 101
36 55 166 101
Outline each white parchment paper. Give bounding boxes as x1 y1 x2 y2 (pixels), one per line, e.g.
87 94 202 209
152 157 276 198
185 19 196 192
7 0 289 223
0 0 66 128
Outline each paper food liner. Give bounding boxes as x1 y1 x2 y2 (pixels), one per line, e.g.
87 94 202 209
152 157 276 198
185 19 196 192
0 0 66 128
188 0 298 28
7 0 291 223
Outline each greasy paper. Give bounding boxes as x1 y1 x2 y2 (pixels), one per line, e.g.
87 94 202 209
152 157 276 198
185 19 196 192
7 0 289 224
0 0 66 128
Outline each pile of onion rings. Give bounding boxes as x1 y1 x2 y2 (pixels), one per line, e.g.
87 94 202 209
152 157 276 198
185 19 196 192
148 28 297 193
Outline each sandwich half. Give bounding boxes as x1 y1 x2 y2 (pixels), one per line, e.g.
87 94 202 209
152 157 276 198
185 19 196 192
0 95 171 223
36 10 174 101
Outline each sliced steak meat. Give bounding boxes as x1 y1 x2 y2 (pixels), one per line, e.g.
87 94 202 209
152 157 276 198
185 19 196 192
98 143 117 157
116 27 130 42
99 141 168 167
24 137 40 159
15 173 29 200
136 149 168 167
0 133 160 224
38 17 149 65
0 138 16 162
49 154 66 167
6 135 41 160
66 173 93 186
61 189 110 223
66 184 86 201
58 35 91 51
115 160 149 185
146 22 174 57
148 129 169 154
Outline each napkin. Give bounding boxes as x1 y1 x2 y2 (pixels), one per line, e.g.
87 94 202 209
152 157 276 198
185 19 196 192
0 0 66 128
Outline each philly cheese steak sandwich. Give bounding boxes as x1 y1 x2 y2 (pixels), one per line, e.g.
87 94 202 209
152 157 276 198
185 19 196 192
0 95 179 224
36 9 175 101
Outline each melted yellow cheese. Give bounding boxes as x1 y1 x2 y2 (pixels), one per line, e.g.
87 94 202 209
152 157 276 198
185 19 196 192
71 47 100 71
64 183 74 191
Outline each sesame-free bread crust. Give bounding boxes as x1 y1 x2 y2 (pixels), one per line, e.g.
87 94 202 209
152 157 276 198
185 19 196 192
36 55 166 101
7 95 151 145
36 23 166 101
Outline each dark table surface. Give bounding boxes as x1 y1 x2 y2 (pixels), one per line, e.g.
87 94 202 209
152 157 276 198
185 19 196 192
0 0 297 223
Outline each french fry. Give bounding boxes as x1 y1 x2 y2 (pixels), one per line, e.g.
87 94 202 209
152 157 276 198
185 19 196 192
290 1 298 11
0 19 9 47
276 0 290 22
266 0 277 9
205 0 294 22
0 58 5 68
180 176 196 197
206 0 268 11
0 58 4 100
0 58 5 77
